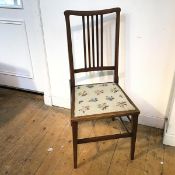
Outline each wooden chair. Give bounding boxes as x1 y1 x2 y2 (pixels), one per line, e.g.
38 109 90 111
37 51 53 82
64 7 140 168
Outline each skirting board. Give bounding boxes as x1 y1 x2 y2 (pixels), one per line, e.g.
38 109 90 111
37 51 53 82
138 115 165 129
51 96 165 129
52 96 70 109
163 133 175 146
163 120 175 146
44 94 52 106
120 115 164 129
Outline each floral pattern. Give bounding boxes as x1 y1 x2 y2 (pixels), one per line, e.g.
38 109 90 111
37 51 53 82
111 87 118 93
78 100 84 104
74 82 135 117
119 95 123 98
98 103 109 110
116 102 127 108
95 90 104 95
89 98 98 102
78 90 87 96
78 106 90 113
106 96 115 101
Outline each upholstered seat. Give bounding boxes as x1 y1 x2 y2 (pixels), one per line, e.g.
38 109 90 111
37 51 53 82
75 82 135 117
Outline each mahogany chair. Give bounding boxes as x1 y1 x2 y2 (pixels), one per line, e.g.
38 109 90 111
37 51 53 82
64 7 140 168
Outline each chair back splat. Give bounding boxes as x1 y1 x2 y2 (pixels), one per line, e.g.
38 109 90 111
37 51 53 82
64 8 121 87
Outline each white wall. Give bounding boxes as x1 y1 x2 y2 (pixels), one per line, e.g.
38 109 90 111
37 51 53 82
40 0 175 128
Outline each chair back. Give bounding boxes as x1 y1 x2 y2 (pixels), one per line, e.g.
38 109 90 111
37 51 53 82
64 8 121 87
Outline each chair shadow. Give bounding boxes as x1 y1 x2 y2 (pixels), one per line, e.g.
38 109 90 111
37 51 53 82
77 119 164 167
78 141 117 167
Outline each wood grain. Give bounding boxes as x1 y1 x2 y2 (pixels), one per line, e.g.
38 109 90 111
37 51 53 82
0 87 174 175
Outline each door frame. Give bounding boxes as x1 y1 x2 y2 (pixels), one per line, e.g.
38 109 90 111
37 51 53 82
0 0 52 106
37 0 52 106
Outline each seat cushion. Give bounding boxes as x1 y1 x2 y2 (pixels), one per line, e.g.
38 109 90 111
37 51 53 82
74 82 135 117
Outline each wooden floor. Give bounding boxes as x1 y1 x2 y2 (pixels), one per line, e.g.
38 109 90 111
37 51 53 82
0 88 175 175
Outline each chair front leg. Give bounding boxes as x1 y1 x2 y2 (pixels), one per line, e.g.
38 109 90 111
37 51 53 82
130 114 138 160
72 121 78 168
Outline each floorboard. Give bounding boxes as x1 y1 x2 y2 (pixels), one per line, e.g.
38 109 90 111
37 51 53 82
0 87 174 175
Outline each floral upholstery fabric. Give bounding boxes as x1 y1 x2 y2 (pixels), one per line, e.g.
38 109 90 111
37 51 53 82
74 82 135 117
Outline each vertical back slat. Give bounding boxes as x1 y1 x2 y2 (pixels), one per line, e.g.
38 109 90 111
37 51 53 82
82 16 87 68
96 15 99 67
91 15 95 67
114 12 120 83
101 14 103 67
87 16 91 68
